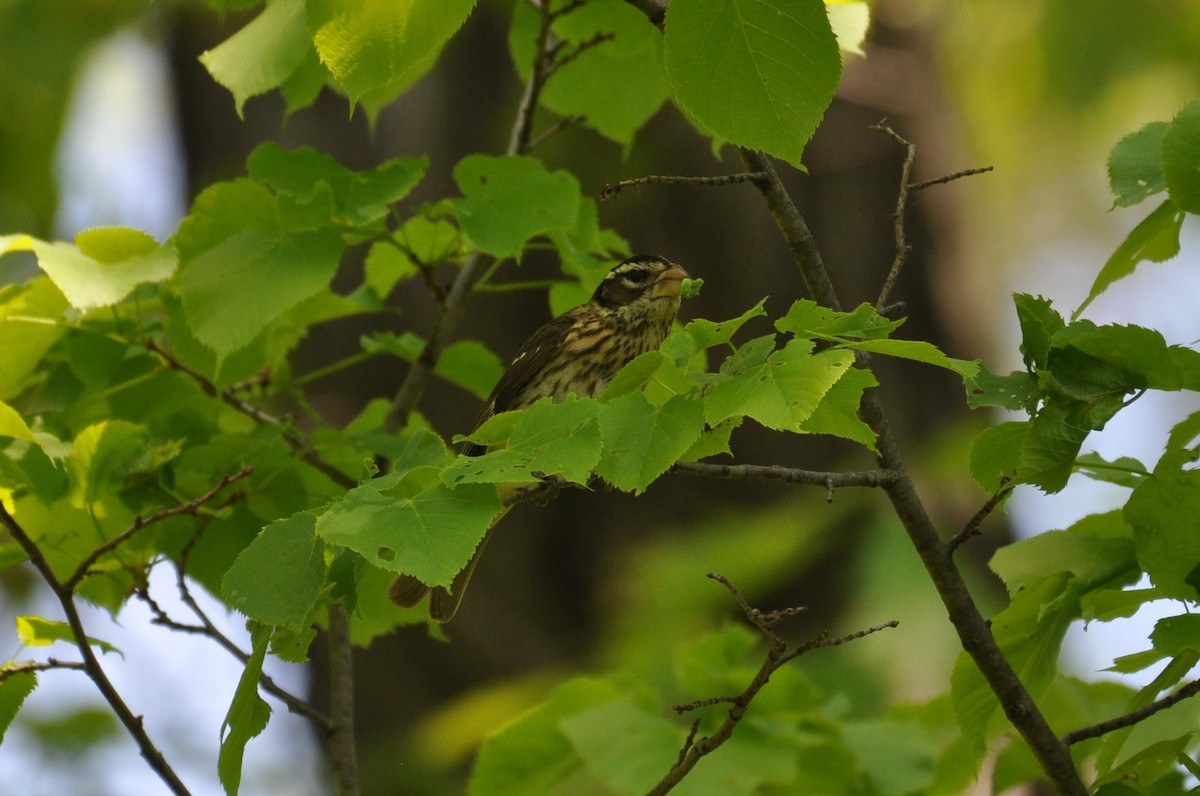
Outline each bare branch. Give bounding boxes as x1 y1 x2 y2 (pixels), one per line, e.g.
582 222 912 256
328 605 360 796
947 478 1013 554
1062 678 1200 747
600 172 768 200
870 123 916 312
910 166 994 192
0 504 192 795
66 467 253 592
145 340 357 489
529 114 587 151
646 573 895 796
0 658 88 682
673 461 898 490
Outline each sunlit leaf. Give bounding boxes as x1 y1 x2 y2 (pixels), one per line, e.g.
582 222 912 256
1161 97 1200 213
1107 121 1168 208
200 0 311 116
223 512 326 632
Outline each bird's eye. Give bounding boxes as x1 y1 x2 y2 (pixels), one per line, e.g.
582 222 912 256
622 268 651 285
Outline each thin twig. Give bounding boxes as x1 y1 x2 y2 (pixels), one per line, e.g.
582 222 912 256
946 478 1013 554
134 582 334 733
528 114 586 151
870 123 916 312
145 340 356 489
0 504 192 795
66 467 253 592
646 573 895 796
0 658 88 682
910 166 993 192
673 461 898 490
546 32 615 78
600 172 768 200
1062 678 1200 747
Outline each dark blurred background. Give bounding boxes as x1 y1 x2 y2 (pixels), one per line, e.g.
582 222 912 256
2 1 1199 793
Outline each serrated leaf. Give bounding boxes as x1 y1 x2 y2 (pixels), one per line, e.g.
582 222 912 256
1074 200 1184 320
316 480 502 588
176 179 343 357
965 367 1040 411
16 616 119 656
445 397 602 486
990 525 1137 595
841 338 979 379
510 0 669 144
1108 121 1168 208
452 155 581 259
0 670 36 743
2 230 176 310
775 299 901 340
1149 614 1200 657
796 365 876 448
596 393 704 493
67 420 154 506
308 0 475 107
663 0 841 167
247 142 427 225
679 418 739 462
1127 471 1200 601
686 298 768 349
706 340 854 431
1017 398 1092 493
200 0 311 116
1013 294 1064 370
1161 97 1200 213
219 623 271 796
223 513 326 631
969 421 1027 490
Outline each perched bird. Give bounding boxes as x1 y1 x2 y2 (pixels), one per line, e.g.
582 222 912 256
389 255 688 621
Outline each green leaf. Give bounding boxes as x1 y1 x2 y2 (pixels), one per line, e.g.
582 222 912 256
969 421 1027 490
510 0 669 145
965 367 1040 412
0 400 34 441
247 142 427 225
1161 97 1200 213
0 670 36 744
308 0 476 107
470 676 628 796
445 397 602 486
200 0 311 116
316 480 502 588
1075 200 1185 318
452 155 581 259
706 339 854 431
663 0 841 168
1017 398 1092 493
1108 121 1168 208
559 699 683 794
839 338 980 379
218 623 272 796
679 418 739 462
686 298 768 349
1127 471 1200 601
1075 452 1149 488
775 299 901 340
2 230 176 310
1013 293 1064 370
176 179 344 357
1150 614 1200 656
796 365 877 448
842 719 936 796
0 277 68 401
66 420 157 506
16 616 119 656
596 393 705 493
223 513 326 632
990 525 1137 595
362 331 504 400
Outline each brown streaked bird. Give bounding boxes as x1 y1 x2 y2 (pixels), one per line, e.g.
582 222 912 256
388 255 689 621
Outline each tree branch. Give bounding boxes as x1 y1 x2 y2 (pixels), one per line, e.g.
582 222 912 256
673 461 898 493
328 604 360 796
66 467 253 592
0 658 88 682
600 172 767 201
870 123 916 312
947 478 1013 553
909 166 994 192
1062 678 1200 747
647 573 896 796
0 503 192 795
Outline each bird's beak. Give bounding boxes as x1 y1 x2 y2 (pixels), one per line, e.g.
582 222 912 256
652 263 689 298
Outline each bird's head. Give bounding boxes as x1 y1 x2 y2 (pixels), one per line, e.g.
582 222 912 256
591 255 689 314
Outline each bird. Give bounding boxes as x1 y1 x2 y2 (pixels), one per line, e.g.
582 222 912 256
388 254 689 621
